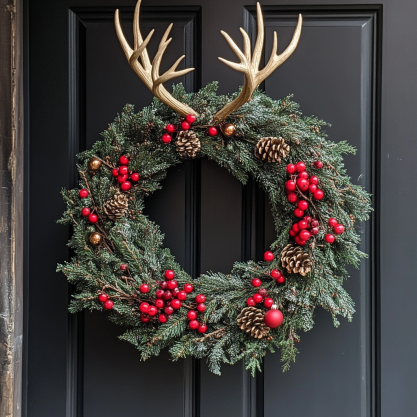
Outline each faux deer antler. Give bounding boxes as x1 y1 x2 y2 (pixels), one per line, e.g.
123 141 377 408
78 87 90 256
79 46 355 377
114 0 198 116
213 3 302 122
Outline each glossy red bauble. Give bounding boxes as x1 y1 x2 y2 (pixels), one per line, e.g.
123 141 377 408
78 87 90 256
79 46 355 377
98 293 108 302
296 178 309 191
140 314 149 322
253 294 263 303
196 294 206 303
177 291 187 301
79 189 89 198
310 175 319 185
294 208 304 218
263 251 274 262
311 227 319 235
119 165 128 175
165 270 175 280
119 155 129 165
139 284 149 293
325 234 335 243
186 114 196 124
287 192 298 203
285 180 296 191
112 168 119 177
131 173 140 182
286 164 296 174
184 283 193 293
155 299 164 308
264 297 274 309
162 133 172 143
189 320 199 330
314 160 324 169
208 126 218 136
181 121 191 130
166 124 175 133
167 280 178 290
117 174 128 183
139 302 150 313
299 230 311 241
198 324 207 334
148 306 158 316
298 171 309 180
252 278 262 287
328 217 338 227
171 299 182 309
187 310 197 320
197 303 206 312
163 290 173 300
247 297 256 306
296 162 306 172
277 275 285 284
270 269 281 279
81 207 91 217
334 224 345 234
308 184 318 193
104 300 114 310
264 309 284 328
164 306 174 315
158 314 167 323
88 213 98 223
313 189 324 200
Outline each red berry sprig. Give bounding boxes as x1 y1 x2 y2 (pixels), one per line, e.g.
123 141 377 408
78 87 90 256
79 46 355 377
98 293 114 310
289 216 319 246
324 218 345 244
111 155 140 192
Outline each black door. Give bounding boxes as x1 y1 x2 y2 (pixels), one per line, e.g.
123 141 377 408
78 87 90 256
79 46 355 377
25 0 417 416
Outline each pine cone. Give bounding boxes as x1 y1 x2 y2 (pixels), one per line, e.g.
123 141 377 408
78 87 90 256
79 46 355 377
254 137 290 163
237 306 270 339
280 244 312 276
103 191 129 220
175 130 201 158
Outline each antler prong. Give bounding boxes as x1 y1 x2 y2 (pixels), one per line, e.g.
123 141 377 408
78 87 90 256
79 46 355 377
252 2 265 71
239 28 252 61
129 29 154 66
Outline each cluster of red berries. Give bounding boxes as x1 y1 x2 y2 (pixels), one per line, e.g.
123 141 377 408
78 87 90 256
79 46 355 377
98 293 114 310
263 251 285 284
111 155 140 191
285 161 324 216
289 216 319 246
78 189 100 224
187 294 208 333
324 218 345 243
247 286 275 309
162 114 219 143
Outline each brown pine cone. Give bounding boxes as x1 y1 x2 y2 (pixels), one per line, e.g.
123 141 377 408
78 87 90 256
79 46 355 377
103 191 129 220
175 130 201 158
280 244 312 276
237 306 270 339
254 137 290 163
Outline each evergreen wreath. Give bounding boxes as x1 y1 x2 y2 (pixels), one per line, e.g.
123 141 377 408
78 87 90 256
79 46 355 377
57 1 371 375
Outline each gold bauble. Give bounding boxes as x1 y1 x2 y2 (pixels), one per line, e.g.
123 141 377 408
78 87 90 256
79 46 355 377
88 157 102 171
89 232 102 246
223 123 236 137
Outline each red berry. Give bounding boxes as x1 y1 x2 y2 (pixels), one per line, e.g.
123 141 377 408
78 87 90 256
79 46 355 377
197 303 205 312
117 174 128 183
186 114 196 124
164 306 174 315
295 235 306 246
325 234 335 243
296 162 306 172
177 291 187 301
167 280 177 290
264 309 284 328
120 264 128 271
334 224 345 234
264 298 274 308
247 297 256 306
287 192 298 203
184 283 193 293
296 178 309 191
297 200 309 211
189 320 199 330
165 270 175 280
310 176 319 185
148 306 158 316
208 126 218 136
163 291 172 300
314 189 324 200
119 166 128 175
311 227 319 235
159 281 168 289
294 208 304 218
155 299 164 308
187 310 197 320
104 300 114 310
112 168 119 177
270 269 281 279
252 278 262 287
162 133 172 143
311 220 319 227
173 288 181 297
121 181 131 191
196 294 206 303
289 229 296 237
141 314 149 322
158 314 167 323
286 164 296 174
119 155 129 165
81 207 90 217
298 171 309 180
253 294 263 303
263 251 274 262
88 213 98 223
181 121 191 130
198 324 207 333
171 299 181 309
298 220 308 229
140 284 149 293
304 216 312 223
131 173 140 182
258 288 267 298
139 302 150 313
277 275 285 284
79 189 89 198
292 223 300 233
309 184 318 193
299 230 311 241
315 161 323 169
166 124 175 133
98 293 108 302
285 180 296 191
328 218 338 227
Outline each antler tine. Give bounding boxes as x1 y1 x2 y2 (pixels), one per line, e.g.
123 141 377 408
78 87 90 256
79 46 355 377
213 2 302 122
133 0 151 72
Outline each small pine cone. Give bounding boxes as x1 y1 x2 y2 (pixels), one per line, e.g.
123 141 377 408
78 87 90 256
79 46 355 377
237 306 270 339
255 137 290 163
175 130 201 158
280 244 312 276
103 191 129 220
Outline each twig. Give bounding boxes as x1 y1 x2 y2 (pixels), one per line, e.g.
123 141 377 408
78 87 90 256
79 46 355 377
197 328 226 343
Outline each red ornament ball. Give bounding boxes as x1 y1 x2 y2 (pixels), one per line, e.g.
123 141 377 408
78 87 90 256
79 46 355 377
121 181 131 191
139 302 150 313
88 213 98 223
164 306 174 315
104 300 114 310
158 314 167 323
253 294 263 303
334 224 345 234
310 175 319 185
315 160 324 169
139 284 149 293
252 278 262 287
162 133 172 143
167 280 178 290
328 217 338 227
325 234 335 243
119 166 128 175
155 299 164 308
309 184 318 193
186 114 196 124
294 208 304 218
264 308 284 328
119 155 129 165
98 293 108 302
181 121 191 130
171 299 182 310
314 189 324 200
296 178 309 191
198 324 207 334
165 270 175 280
264 298 274 309
247 297 256 306
184 283 193 293
131 173 140 182
287 192 298 203
148 306 158 316
140 314 149 323
79 189 89 198
208 126 218 136
285 180 296 191
189 320 199 330
296 161 306 172
197 303 206 312
112 168 119 177
81 207 90 217
177 291 187 301
163 290 173 300
270 269 281 279
187 310 197 320
196 294 206 303
166 124 175 133
297 200 309 211
286 164 296 174
120 264 128 271
277 275 285 284
298 171 309 180
263 251 274 262
117 174 128 183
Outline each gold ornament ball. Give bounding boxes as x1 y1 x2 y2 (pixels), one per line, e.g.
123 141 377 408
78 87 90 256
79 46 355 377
223 123 236 137
88 157 102 171
89 232 102 246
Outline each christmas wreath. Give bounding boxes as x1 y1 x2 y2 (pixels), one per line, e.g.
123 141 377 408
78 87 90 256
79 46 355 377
57 1 371 375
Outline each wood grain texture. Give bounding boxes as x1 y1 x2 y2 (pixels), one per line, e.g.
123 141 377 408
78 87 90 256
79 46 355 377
0 0 23 416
